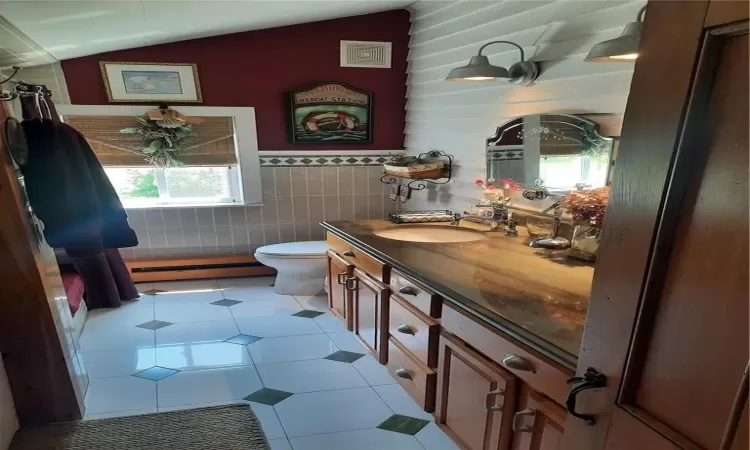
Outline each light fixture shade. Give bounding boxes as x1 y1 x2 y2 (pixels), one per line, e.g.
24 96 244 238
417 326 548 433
445 55 509 81
585 22 643 62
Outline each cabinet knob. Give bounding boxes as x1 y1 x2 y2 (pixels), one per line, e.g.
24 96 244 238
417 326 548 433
395 368 413 380
502 354 535 373
396 324 416 335
342 250 355 257
512 408 535 432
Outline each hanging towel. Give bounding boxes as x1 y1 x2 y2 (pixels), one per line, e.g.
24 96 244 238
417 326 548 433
20 119 138 256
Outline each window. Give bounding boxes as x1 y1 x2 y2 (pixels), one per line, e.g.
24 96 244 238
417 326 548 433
57 105 264 208
104 166 241 208
539 153 610 191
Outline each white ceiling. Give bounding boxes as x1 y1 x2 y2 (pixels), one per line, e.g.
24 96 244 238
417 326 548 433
0 0 412 61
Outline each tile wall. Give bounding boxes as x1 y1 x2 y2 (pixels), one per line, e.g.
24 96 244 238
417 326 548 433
123 152 400 259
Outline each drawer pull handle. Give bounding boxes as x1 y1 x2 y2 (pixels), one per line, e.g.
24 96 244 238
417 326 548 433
485 388 505 411
336 272 347 285
342 250 355 257
398 286 418 296
345 277 359 292
396 324 415 335
502 354 535 373
566 367 607 426
512 408 535 432
395 368 413 380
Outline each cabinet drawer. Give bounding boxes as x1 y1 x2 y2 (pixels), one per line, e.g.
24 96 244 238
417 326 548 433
327 233 389 283
389 296 439 368
442 303 572 406
386 338 437 413
389 270 442 318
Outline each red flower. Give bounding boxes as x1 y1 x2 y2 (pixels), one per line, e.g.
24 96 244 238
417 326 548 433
474 179 485 186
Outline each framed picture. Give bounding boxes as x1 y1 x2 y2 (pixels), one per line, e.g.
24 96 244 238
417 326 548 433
287 82 372 144
99 62 203 103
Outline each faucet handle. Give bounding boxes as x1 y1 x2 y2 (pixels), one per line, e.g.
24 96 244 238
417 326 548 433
504 219 519 237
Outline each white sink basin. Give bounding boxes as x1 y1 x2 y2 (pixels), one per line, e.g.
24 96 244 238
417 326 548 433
374 226 487 243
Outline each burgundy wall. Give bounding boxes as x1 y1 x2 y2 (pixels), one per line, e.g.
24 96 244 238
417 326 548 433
60 10 410 151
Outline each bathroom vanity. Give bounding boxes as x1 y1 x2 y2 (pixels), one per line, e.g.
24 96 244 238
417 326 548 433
322 219 594 450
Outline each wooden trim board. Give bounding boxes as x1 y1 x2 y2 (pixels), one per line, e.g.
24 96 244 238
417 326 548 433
125 255 275 282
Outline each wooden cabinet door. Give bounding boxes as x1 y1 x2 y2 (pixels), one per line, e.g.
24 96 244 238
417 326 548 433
327 250 353 330
564 2 749 449
512 386 565 450
436 332 517 450
351 268 389 363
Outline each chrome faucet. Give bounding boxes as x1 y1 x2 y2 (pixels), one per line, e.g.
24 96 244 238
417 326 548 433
528 200 571 249
459 200 519 236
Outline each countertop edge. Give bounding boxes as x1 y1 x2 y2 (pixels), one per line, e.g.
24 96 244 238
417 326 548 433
320 221 577 372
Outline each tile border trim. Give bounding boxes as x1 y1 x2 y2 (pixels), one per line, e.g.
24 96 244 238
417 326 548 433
259 152 399 167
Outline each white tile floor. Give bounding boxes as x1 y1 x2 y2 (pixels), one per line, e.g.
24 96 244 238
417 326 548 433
78 276 459 449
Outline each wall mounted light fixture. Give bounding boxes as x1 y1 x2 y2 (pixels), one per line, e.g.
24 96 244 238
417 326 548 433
585 6 646 62
445 41 540 86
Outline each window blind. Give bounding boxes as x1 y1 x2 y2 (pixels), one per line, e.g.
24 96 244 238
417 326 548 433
65 116 237 167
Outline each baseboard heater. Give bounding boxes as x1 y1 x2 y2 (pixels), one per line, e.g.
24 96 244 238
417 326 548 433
125 255 276 282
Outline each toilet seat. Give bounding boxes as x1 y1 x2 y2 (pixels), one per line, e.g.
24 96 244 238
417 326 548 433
255 241 328 260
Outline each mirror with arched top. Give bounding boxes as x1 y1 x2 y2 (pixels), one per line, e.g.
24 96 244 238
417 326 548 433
485 114 613 193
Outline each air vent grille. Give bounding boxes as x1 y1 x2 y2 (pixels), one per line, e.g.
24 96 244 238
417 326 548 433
340 40 392 68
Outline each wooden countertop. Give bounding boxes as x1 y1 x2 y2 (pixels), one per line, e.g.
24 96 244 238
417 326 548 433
321 220 595 369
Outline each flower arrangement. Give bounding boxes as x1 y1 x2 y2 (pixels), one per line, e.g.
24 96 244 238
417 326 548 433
474 178 523 191
120 114 196 167
560 186 610 227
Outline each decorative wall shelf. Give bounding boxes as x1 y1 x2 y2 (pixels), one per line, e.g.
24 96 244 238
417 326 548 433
380 150 453 191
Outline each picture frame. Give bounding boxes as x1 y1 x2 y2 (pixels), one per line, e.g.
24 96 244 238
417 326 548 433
287 82 372 144
99 62 203 103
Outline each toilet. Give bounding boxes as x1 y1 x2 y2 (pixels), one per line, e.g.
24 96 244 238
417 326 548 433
254 241 329 296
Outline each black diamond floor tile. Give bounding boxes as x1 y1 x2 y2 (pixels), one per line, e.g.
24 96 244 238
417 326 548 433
211 299 243 307
141 289 166 296
292 310 325 319
243 388 293 406
135 320 173 330
324 350 366 363
377 414 430 435
225 334 263 345
133 366 179 381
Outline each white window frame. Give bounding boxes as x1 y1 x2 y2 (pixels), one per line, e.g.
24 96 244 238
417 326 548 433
56 104 263 207
154 166 238 204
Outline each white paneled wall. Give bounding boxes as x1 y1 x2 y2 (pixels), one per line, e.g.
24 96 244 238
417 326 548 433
405 0 643 211
11 62 71 104
1 63 70 118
